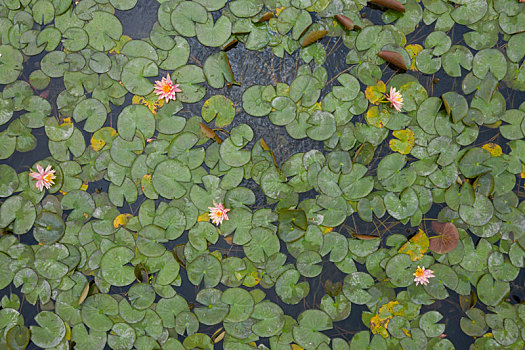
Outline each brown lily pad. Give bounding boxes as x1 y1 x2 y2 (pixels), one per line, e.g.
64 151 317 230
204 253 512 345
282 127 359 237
428 221 459 254
378 50 408 70
301 30 328 47
369 0 406 12
334 15 354 30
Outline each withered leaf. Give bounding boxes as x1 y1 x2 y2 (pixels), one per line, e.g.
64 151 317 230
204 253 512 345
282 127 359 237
378 50 408 70
334 15 354 30
370 0 406 12
301 30 328 47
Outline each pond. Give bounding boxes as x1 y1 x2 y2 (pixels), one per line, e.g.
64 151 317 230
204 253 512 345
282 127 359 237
1 0 525 349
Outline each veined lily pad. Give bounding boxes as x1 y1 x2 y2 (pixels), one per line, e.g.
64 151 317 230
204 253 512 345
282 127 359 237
30 311 66 348
194 288 229 325
0 195 36 234
100 246 135 287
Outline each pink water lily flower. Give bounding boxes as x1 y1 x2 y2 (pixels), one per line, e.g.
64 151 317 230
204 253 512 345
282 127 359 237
413 266 435 286
153 74 182 103
208 201 230 226
385 86 403 112
29 164 56 191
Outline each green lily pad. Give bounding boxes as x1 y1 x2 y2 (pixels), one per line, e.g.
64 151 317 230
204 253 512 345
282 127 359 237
84 11 122 52
194 288 229 325
196 14 231 47
121 58 158 96
128 283 156 310
81 294 118 332
202 95 235 127
187 253 222 288
0 164 18 197
269 96 297 126
30 311 66 348
386 253 414 287
460 308 488 337
100 246 135 287
306 111 336 141
33 211 65 244
73 98 107 133
293 310 332 349
441 91 468 123
0 45 23 84
459 193 494 226
0 195 36 234
61 190 95 222
222 288 254 322
242 85 272 117
472 49 507 80
442 45 473 77
107 323 136 350
275 269 310 305
251 301 285 337
152 159 191 199
244 227 280 264
171 1 208 37
343 272 374 304
493 318 519 346
477 273 509 307
203 51 235 89
384 188 419 220
450 0 487 26
419 311 445 337
6 325 30 350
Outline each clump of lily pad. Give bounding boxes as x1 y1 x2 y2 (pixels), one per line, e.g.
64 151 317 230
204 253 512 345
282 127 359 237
0 0 524 349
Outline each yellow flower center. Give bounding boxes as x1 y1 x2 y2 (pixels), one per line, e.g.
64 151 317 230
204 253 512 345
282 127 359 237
216 211 223 217
414 268 424 277
43 173 54 182
162 84 172 93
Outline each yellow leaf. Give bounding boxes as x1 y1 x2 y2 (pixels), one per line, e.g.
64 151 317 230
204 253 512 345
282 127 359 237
90 137 105 152
90 127 117 151
65 323 71 341
365 80 386 104
80 183 88 191
211 329 225 344
132 93 164 114
260 137 270 151
113 214 133 228
60 117 73 127
291 345 305 350
481 143 502 157
242 270 261 287
141 174 153 193
370 301 406 338
398 229 429 261
402 328 411 337
366 106 390 128
210 250 223 262
275 6 285 16
389 128 415 155
321 226 333 235
59 190 67 195
109 35 132 54
405 44 423 71
197 212 210 222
